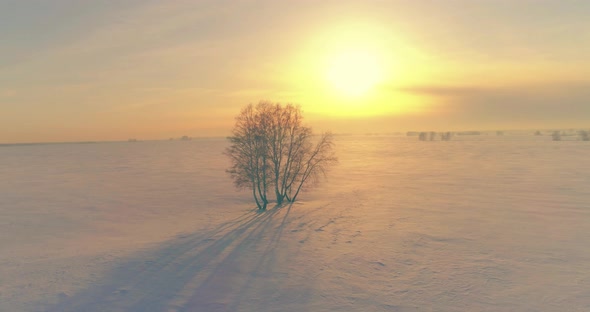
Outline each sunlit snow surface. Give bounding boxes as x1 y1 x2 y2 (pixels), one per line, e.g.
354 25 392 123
1 135 589 311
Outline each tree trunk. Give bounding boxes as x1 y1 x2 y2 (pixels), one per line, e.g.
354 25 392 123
252 185 263 210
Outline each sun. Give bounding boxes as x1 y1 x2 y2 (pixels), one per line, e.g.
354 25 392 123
326 49 384 97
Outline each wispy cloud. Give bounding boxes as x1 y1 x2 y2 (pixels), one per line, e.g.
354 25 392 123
397 81 590 127
395 85 483 97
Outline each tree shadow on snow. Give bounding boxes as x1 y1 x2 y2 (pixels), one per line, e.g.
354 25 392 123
44 203 310 312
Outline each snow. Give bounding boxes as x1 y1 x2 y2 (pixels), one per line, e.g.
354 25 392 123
1 135 589 311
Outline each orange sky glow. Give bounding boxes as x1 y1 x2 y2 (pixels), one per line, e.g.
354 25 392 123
1 1 589 143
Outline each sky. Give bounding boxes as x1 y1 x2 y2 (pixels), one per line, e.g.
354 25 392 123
1 0 589 143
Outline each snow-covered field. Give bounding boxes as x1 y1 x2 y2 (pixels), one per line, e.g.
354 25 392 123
1 135 589 311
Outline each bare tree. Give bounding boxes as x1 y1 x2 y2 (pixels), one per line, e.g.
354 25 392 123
226 102 337 210
429 131 436 141
225 104 271 210
440 132 452 141
285 132 336 202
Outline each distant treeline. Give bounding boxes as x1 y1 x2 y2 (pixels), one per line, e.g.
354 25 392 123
405 129 590 141
407 131 453 141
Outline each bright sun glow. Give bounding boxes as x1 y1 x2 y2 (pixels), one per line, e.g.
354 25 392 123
288 22 422 116
326 49 384 97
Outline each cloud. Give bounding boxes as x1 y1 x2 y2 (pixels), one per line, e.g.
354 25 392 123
395 85 483 97
396 81 590 127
